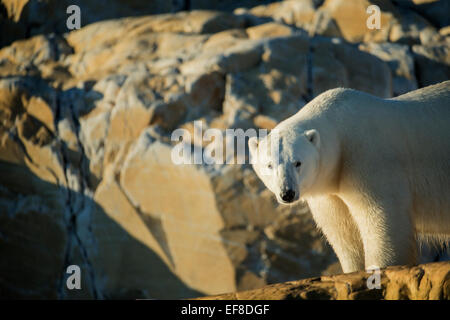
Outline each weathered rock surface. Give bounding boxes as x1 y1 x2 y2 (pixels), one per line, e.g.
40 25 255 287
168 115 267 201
243 0 447 45
199 261 450 300
395 0 449 29
0 0 448 299
359 42 418 95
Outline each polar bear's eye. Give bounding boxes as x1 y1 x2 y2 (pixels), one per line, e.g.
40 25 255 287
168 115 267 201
295 161 302 168
267 163 273 169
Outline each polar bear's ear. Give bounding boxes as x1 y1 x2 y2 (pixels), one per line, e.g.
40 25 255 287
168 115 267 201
248 136 259 156
305 129 320 148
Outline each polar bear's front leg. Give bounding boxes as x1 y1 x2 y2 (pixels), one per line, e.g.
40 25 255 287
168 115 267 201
344 186 418 270
308 195 365 273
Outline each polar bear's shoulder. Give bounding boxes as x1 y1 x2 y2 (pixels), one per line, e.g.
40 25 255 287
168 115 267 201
301 87 378 116
311 87 356 105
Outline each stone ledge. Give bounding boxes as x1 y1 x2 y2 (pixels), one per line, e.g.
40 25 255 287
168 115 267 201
197 261 450 300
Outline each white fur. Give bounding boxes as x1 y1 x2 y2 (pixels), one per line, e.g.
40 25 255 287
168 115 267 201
249 81 450 273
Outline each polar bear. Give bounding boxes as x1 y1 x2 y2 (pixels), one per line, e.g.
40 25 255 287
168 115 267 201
249 81 450 273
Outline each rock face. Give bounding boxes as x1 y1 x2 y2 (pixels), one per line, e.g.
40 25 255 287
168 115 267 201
0 0 448 299
199 261 450 300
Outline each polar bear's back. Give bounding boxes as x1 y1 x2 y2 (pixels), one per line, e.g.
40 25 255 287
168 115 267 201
392 80 450 106
299 81 450 153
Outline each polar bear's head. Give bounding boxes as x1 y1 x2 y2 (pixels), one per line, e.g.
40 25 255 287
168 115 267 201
249 128 320 204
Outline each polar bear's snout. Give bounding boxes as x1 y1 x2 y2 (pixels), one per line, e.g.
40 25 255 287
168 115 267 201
276 164 301 204
280 189 296 203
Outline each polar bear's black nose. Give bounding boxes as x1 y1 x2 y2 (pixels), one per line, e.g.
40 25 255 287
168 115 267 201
281 190 295 202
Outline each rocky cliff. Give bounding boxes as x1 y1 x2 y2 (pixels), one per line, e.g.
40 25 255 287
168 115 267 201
199 261 450 300
0 0 448 299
